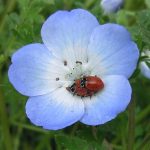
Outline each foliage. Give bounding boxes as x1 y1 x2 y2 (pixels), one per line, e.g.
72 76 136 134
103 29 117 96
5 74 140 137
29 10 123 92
0 0 150 150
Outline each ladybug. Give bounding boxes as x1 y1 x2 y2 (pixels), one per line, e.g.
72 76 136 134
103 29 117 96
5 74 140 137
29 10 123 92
66 76 104 97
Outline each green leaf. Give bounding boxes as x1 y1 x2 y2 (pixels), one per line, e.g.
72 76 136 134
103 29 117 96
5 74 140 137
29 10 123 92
55 134 89 150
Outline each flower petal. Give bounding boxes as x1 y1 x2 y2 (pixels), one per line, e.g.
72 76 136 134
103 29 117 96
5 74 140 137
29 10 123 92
26 87 84 130
140 62 150 79
8 43 67 96
41 9 99 67
101 0 124 13
87 23 139 78
80 75 131 125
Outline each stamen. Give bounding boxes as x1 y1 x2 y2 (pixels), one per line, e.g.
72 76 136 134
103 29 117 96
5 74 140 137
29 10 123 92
76 61 82 65
56 77 59 81
63 60 67 66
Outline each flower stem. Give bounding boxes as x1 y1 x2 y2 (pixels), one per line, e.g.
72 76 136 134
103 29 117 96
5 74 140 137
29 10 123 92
127 97 135 150
0 73 13 150
92 126 98 140
70 123 79 136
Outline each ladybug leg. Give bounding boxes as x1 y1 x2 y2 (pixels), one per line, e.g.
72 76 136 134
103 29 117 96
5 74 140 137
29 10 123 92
89 93 94 99
83 76 87 80
87 90 91 99
81 96 84 99
87 90 95 99
66 87 70 91
73 92 76 96
93 91 98 96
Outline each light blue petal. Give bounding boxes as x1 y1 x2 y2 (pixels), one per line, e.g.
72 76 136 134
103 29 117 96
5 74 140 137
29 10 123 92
80 75 131 125
140 62 150 79
26 88 84 130
101 0 124 13
87 23 139 78
8 43 57 96
41 9 99 65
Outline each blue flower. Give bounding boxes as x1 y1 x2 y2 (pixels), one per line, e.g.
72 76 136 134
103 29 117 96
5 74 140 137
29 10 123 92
100 0 124 14
8 9 139 130
140 50 150 79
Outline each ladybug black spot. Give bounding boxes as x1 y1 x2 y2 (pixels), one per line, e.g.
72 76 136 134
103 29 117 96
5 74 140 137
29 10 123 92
80 81 85 87
80 79 86 88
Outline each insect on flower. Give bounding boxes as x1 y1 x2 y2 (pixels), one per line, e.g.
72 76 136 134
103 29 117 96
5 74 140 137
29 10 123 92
66 76 104 97
8 9 139 130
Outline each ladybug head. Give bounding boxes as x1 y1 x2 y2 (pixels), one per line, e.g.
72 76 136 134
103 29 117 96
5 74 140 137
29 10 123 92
66 83 76 93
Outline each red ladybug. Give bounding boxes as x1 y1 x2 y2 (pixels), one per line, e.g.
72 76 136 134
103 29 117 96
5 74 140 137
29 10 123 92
66 76 104 97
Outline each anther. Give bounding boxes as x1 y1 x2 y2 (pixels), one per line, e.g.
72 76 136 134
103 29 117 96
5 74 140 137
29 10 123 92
76 61 82 65
56 77 59 81
63 60 67 66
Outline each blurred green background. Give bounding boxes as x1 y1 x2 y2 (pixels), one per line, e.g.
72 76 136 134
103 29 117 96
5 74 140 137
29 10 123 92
0 0 150 150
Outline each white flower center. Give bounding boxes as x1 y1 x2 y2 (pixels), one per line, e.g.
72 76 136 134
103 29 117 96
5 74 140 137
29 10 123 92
48 50 105 98
65 61 91 81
